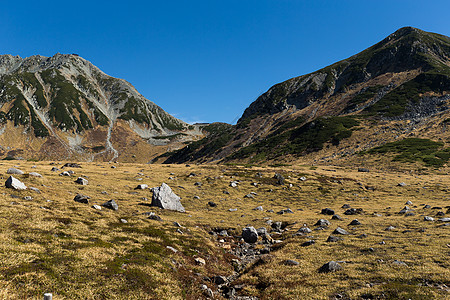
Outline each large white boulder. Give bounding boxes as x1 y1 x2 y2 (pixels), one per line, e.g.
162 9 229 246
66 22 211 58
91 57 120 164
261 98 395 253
151 183 185 212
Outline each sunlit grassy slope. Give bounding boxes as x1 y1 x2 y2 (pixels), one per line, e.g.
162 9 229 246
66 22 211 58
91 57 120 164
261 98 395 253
0 161 448 299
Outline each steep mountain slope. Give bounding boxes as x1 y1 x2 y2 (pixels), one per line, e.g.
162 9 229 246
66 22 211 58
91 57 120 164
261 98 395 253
163 27 450 167
0 53 200 161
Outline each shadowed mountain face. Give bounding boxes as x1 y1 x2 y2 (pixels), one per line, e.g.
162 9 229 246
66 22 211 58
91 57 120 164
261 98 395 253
163 27 450 165
0 53 200 161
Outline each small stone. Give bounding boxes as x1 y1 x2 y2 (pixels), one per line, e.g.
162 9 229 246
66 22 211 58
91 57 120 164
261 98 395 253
392 260 408 266
318 261 342 273
385 226 395 231
92 205 102 210
327 235 343 242
242 226 258 243
344 208 363 215
405 200 413 205
296 227 312 235
423 216 434 221
74 194 90 204
274 173 285 185
29 187 41 193
230 181 239 188
51 167 60 172
283 259 299 266
135 184 148 190
28 172 42 178
75 177 88 185
195 257 206 265
212 275 226 285
23 196 32 201
397 182 407 187
333 227 349 235
147 212 162 221
166 246 178 253
358 168 370 172
208 201 217 207
253 205 263 211
349 219 361 225
102 199 118 211
244 193 254 198
438 217 450 222
7 168 24 175
332 214 343 220
228 208 237 212
256 227 267 236
315 219 331 226
193 196 200 199
120 219 128 223
301 240 316 247
321 208 335 215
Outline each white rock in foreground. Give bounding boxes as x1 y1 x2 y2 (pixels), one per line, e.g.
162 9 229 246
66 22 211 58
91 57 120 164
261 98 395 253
5 176 27 190
151 183 185 212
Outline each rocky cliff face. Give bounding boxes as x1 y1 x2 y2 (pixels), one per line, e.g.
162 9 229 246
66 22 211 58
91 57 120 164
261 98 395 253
0 53 200 161
163 27 450 165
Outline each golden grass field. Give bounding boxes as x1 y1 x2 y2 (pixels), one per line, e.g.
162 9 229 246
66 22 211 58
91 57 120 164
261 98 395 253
0 160 449 299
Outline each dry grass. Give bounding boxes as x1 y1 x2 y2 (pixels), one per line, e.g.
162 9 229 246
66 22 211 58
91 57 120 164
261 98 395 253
0 161 449 299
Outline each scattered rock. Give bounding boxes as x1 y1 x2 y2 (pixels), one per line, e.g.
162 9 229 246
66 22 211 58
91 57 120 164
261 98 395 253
333 227 349 235
405 200 413 205
344 208 363 215
301 240 316 247
208 201 217 207
296 227 312 235
423 216 434 221
274 173 285 185
321 208 335 215
6 168 24 175
195 257 206 265
212 275 227 285
120 219 128 224
228 208 237 212
399 206 413 214
74 194 90 204
63 163 81 168
277 208 294 214
349 219 361 225
332 214 343 220
385 226 396 231
315 219 331 227
230 181 239 188
51 167 60 172
318 261 342 273
102 199 119 211
244 193 254 198
166 246 178 253
253 206 263 211
283 259 299 266
242 226 258 243
397 182 407 187
147 212 162 221
92 205 102 210
75 177 88 185
28 172 42 178
327 235 343 242
438 217 450 222
135 184 148 190
358 168 369 172
5 176 27 190
29 187 40 193
392 260 408 266
151 183 185 212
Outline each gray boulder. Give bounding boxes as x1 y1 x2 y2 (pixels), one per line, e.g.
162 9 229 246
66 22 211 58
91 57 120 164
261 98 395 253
28 172 42 178
242 226 258 243
318 261 342 273
102 199 119 211
135 184 149 190
75 177 88 185
7 168 24 175
333 227 349 235
5 176 27 190
74 194 90 204
151 183 185 212
315 219 331 227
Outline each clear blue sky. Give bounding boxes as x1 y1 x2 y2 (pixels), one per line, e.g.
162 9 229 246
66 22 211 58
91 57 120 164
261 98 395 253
2 0 449 124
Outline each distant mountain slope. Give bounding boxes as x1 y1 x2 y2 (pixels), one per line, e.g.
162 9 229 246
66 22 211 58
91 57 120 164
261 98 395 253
0 53 201 161
163 27 450 166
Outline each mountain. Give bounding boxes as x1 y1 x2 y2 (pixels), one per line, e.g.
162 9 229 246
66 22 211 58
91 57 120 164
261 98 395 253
0 53 201 161
163 27 450 167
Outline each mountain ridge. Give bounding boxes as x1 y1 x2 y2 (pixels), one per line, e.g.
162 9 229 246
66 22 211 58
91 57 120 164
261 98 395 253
0 53 201 162
162 27 450 167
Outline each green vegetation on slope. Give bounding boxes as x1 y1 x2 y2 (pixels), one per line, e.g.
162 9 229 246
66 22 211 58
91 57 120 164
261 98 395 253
231 116 359 162
346 85 383 111
365 138 450 167
41 69 93 132
366 73 450 117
